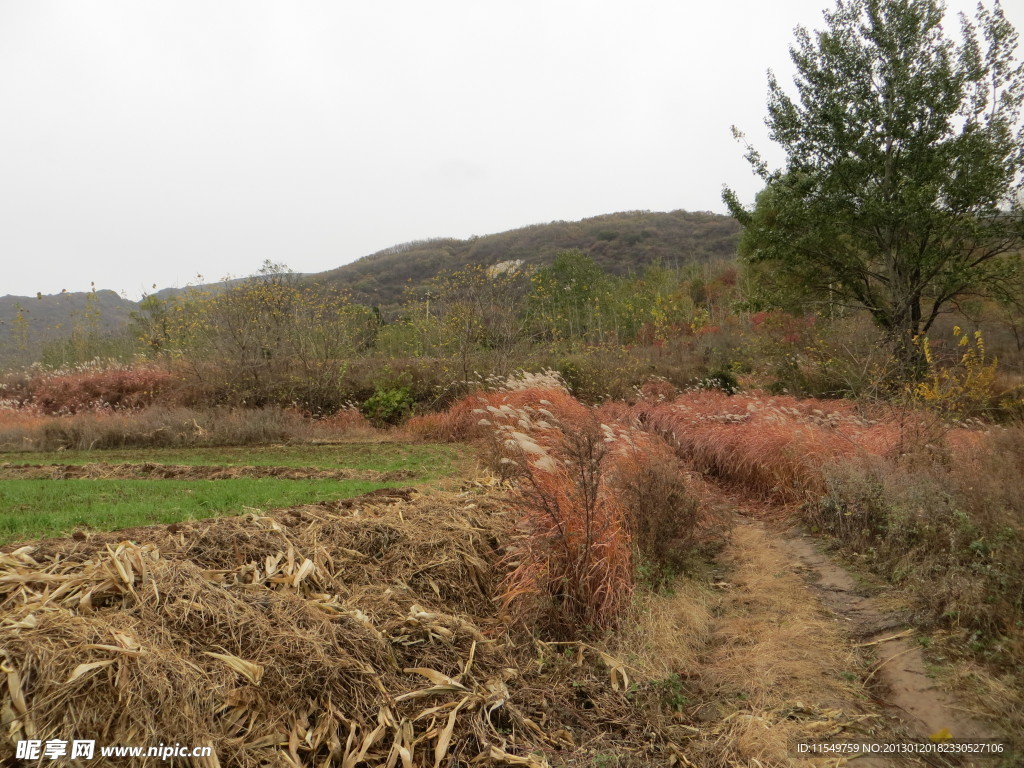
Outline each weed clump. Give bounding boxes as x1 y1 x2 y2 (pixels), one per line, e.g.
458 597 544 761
610 434 700 586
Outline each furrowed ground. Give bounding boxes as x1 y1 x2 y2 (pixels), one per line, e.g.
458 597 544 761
1 385 1021 766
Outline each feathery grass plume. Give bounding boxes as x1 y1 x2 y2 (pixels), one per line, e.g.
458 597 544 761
486 400 632 637
1 361 178 414
404 386 589 443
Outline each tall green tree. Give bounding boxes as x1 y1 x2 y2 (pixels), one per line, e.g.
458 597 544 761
724 0 1024 360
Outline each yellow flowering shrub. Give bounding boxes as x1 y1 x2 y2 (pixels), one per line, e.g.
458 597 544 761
913 327 998 418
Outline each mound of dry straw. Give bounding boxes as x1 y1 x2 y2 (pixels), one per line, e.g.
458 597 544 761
1 487 683 767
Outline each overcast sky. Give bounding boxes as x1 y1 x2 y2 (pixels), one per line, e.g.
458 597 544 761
2 0 1021 299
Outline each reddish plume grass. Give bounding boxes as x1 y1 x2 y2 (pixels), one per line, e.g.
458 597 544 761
0 406 48 434
404 387 590 443
633 391 907 502
498 410 634 637
310 406 372 432
410 386 714 631
403 395 489 442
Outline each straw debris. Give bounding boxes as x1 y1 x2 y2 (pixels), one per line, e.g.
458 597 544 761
1 486 686 766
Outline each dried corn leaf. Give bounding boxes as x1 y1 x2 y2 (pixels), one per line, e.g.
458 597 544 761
3 614 37 630
403 668 466 688
433 695 469 768
203 652 265 685
3 663 27 716
291 558 315 587
486 745 550 766
595 650 629 692
67 659 117 683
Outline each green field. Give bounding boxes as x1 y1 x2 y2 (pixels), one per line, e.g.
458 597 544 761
0 442 470 544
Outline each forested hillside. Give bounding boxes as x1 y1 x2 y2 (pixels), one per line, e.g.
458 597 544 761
319 210 740 306
0 210 740 367
0 290 136 368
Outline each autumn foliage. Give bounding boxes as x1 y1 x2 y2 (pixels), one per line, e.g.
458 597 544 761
413 384 700 635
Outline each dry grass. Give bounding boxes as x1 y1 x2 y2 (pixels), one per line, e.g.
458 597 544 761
488 404 634 637
629 389 1024 682
0 405 378 451
685 523 880 766
599 520 887 768
696 525 872 764
404 386 587 444
411 387 717 634
938 656 1024 758
0 487 706 767
810 424 1024 671
8 381 994 765
609 581 713 682
0 362 179 414
635 391 932 501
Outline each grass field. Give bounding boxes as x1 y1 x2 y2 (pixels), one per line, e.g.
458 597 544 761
0 478 402 544
0 442 470 544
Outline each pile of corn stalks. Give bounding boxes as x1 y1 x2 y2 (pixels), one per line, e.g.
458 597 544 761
1 488 681 767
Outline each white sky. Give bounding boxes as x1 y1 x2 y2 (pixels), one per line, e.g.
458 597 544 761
1 0 1021 299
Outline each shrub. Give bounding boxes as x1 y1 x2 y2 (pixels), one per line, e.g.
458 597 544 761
912 327 1000 419
699 367 740 395
542 344 703 404
610 433 699 585
808 427 1024 669
360 387 414 427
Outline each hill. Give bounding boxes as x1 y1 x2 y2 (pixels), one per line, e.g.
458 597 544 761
0 290 136 368
0 210 740 367
319 209 740 306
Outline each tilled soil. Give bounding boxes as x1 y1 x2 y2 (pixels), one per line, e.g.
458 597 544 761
0 461 416 482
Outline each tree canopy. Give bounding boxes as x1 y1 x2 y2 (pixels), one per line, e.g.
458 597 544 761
724 0 1024 357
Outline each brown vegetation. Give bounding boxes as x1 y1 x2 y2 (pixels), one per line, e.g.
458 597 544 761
0 405 372 452
1 487 718 767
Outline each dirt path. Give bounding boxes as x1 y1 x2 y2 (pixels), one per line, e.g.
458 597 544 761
777 528 1002 752
684 474 1010 767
